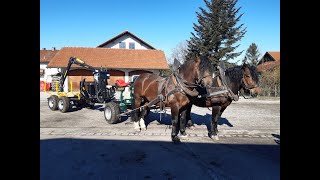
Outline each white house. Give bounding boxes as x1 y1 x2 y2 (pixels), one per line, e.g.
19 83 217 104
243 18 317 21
97 30 155 50
44 30 169 93
40 47 59 83
96 30 160 83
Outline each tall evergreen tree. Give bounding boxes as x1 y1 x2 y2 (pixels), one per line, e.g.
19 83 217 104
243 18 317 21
186 0 246 65
243 43 261 66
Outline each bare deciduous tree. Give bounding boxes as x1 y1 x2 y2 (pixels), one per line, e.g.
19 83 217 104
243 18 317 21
169 40 188 64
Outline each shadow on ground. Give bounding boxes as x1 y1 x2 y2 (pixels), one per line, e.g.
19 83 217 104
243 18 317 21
41 138 280 180
143 111 233 130
67 104 105 112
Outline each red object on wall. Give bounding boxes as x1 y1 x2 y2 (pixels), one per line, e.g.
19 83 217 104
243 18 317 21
116 79 129 87
40 81 44 91
40 81 51 91
46 82 51 91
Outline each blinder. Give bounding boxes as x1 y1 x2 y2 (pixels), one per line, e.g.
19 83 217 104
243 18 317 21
241 75 258 91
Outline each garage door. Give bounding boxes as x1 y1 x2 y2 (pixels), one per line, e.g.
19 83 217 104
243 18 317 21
108 70 125 86
68 69 94 91
129 70 152 82
129 70 152 76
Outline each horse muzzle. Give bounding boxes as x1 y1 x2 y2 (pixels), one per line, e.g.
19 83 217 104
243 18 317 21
249 87 261 97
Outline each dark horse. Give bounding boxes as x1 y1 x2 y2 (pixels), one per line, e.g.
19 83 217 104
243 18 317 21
185 63 261 140
131 55 215 142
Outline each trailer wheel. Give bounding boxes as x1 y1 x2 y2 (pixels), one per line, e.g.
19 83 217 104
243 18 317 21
48 95 58 111
104 102 120 124
58 96 70 113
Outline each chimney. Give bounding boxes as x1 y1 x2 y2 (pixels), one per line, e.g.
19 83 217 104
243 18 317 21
52 47 56 51
42 48 46 50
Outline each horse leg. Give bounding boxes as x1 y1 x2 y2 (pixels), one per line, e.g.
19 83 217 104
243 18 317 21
131 96 142 131
139 106 148 131
209 105 221 140
179 109 188 138
215 111 223 133
216 105 228 132
186 105 195 129
171 105 181 143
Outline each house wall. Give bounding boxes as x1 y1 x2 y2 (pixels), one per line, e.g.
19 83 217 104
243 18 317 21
100 34 151 50
40 62 59 82
62 67 160 92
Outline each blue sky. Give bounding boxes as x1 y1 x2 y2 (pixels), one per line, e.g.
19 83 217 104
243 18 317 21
40 0 279 64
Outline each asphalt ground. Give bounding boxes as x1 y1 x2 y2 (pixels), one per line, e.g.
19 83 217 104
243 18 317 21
40 92 280 180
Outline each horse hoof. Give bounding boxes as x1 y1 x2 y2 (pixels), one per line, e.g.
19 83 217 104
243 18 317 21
179 132 188 139
179 135 188 139
211 135 219 141
141 126 147 131
134 127 141 131
172 136 181 143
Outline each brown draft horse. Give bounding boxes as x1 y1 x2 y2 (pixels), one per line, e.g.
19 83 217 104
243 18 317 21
185 63 261 140
131 55 215 142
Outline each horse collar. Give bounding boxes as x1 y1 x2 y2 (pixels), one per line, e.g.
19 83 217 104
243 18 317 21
172 71 199 97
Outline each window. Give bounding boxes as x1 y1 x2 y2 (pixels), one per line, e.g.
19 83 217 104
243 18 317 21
129 42 135 49
40 69 45 78
119 42 126 49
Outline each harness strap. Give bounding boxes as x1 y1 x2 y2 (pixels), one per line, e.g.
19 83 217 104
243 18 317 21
217 76 223 87
217 66 239 101
173 71 199 97
242 78 258 90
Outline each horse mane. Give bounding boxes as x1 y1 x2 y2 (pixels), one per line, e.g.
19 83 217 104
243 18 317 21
247 65 259 84
181 55 215 76
225 64 259 84
199 56 215 75
225 66 243 85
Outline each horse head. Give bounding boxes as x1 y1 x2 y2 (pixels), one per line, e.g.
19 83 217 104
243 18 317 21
240 63 261 97
177 55 215 95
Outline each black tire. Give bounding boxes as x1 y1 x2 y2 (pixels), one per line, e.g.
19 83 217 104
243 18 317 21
48 95 58 111
104 102 120 124
96 90 105 103
58 96 70 113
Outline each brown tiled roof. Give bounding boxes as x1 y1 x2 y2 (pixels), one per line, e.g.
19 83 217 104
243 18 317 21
256 60 280 72
267 51 280 61
47 47 169 69
40 49 59 63
97 30 156 49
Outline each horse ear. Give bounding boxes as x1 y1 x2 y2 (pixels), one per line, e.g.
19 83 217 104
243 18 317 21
172 58 181 71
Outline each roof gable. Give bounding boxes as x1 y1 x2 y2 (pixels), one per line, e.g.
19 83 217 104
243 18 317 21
97 30 156 49
258 51 280 65
267 51 280 61
40 49 59 63
47 47 169 69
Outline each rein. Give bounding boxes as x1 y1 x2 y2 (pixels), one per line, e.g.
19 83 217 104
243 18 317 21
215 66 239 101
172 70 200 97
196 74 213 88
241 77 258 90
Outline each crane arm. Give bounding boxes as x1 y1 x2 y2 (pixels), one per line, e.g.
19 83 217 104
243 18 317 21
59 56 98 92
